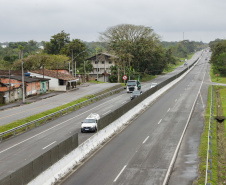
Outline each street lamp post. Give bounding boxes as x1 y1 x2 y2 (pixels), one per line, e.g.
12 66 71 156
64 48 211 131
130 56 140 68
72 50 85 78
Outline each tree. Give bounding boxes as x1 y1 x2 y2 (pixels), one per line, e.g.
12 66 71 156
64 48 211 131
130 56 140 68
210 40 226 75
99 24 165 80
43 30 70 55
12 53 70 70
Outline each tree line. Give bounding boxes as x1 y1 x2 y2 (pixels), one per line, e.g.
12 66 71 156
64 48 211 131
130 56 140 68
209 39 226 75
0 24 206 81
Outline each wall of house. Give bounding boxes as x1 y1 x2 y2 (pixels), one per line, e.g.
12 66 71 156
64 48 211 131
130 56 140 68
0 88 22 104
29 72 66 91
90 55 115 75
26 82 41 96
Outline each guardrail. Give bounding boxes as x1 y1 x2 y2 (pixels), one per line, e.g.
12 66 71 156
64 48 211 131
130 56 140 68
0 86 124 142
205 85 214 185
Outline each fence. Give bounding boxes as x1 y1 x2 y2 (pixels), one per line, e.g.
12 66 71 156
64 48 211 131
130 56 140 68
0 133 78 185
205 85 214 185
0 86 124 142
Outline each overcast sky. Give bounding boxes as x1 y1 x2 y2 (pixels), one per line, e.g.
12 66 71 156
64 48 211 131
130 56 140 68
0 0 225 43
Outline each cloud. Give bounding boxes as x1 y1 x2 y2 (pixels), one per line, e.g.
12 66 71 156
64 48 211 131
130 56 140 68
0 0 225 43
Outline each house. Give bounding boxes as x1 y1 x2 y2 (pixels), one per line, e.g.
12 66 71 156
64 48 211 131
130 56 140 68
86 53 118 82
29 69 76 91
0 75 50 104
0 82 21 104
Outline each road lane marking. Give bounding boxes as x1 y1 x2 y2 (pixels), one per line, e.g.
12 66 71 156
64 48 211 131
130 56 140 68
102 110 111 116
0 94 125 154
42 141 56 150
199 92 205 109
142 136 149 144
163 70 207 185
121 101 127 104
167 108 171 112
114 165 127 182
158 119 162 124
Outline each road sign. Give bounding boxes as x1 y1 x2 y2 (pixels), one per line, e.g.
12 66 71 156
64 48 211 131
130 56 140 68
123 75 127 80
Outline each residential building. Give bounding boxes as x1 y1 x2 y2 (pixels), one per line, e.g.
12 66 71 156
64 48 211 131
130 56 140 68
0 75 50 104
86 53 118 82
29 69 76 91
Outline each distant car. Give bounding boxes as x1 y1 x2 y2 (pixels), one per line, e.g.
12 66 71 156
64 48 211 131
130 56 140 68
130 90 142 100
184 62 188 66
150 83 158 88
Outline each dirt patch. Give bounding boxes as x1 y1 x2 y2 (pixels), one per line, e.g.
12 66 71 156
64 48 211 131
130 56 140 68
215 89 226 184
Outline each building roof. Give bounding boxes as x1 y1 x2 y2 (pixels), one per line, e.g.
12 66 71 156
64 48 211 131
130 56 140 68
86 53 118 61
31 69 76 81
0 75 50 83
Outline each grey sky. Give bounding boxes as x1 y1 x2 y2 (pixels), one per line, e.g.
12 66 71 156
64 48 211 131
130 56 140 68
0 0 225 43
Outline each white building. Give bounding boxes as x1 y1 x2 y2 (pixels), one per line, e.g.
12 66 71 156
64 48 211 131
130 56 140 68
29 69 77 91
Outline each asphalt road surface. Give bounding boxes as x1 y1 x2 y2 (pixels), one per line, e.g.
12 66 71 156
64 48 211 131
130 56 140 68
0 51 203 183
60 51 209 185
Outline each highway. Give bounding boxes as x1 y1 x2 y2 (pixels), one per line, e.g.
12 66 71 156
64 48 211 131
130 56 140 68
0 51 203 183
59 51 210 185
0 83 121 126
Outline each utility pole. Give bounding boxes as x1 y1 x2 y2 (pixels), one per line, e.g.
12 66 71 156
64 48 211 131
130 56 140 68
21 52 25 103
71 50 74 76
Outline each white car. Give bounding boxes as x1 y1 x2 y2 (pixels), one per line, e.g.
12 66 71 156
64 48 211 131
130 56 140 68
151 83 158 88
81 113 100 133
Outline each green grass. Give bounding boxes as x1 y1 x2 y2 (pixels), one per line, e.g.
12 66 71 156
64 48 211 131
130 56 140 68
210 67 226 84
219 87 226 136
163 61 183 73
196 86 218 185
140 74 156 82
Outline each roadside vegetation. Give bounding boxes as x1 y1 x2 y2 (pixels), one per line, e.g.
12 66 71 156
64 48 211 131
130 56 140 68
197 39 226 184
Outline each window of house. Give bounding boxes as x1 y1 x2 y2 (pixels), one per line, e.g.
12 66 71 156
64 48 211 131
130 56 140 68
96 68 100 72
95 60 98 64
102 61 105 64
109 61 112 64
59 79 64 85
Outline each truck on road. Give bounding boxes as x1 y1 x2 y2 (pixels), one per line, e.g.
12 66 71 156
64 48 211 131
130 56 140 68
126 80 141 93
81 113 100 133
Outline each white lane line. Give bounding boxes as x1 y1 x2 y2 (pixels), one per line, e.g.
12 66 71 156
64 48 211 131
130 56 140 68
142 136 149 144
158 119 162 125
121 101 127 104
42 141 56 150
114 165 127 182
102 110 111 116
167 108 171 112
0 94 125 154
163 70 207 185
199 92 205 109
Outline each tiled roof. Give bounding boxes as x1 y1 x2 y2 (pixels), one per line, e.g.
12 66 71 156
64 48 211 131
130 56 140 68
0 75 40 83
31 69 76 81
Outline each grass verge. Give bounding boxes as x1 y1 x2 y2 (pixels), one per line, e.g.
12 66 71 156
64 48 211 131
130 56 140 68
210 66 226 84
196 85 226 184
196 86 218 184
